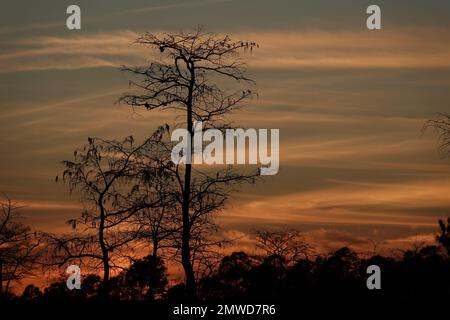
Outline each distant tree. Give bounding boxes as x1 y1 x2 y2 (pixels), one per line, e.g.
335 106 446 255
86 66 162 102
21 284 42 300
399 244 450 298
0 195 41 298
437 218 450 255
323 247 360 275
314 247 362 297
80 274 102 299
120 28 259 298
108 272 128 299
222 251 256 295
254 229 312 266
41 277 73 301
217 252 256 283
124 255 168 300
199 251 256 300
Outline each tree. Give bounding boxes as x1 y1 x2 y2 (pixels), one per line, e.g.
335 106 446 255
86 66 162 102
423 113 450 158
437 218 450 255
199 251 256 300
423 114 450 255
131 158 180 260
49 128 171 297
254 229 312 266
120 28 259 297
21 284 43 300
124 255 168 300
0 195 41 298
133 207 178 260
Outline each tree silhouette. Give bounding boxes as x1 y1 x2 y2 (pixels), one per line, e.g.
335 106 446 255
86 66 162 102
423 113 450 158
0 195 41 298
254 229 313 266
423 114 450 255
5 218 450 302
199 251 256 300
21 284 42 300
48 127 171 297
437 218 450 255
124 255 168 300
120 28 259 298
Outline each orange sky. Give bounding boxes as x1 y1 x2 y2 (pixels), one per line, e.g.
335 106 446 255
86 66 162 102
2 0 450 292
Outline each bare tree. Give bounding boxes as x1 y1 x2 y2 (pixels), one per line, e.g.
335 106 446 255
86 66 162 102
0 195 41 297
423 114 450 255
48 127 170 297
120 28 259 297
133 207 178 260
131 149 180 260
254 229 313 266
423 113 450 158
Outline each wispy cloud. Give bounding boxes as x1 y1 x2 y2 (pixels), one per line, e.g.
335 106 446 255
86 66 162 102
244 28 450 69
117 0 233 16
225 178 450 228
0 89 121 120
0 31 143 73
2 27 450 73
0 0 232 37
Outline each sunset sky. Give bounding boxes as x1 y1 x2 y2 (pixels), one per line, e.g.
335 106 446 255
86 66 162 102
2 0 450 260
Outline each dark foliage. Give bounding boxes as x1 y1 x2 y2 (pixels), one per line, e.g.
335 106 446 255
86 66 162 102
199 245 450 301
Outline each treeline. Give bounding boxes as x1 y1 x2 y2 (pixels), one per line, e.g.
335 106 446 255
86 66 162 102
3 219 450 301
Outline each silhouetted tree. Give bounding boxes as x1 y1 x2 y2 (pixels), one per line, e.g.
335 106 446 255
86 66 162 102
134 206 178 260
424 113 450 157
437 218 450 255
79 274 102 299
313 247 361 297
120 28 259 298
48 128 170 297
21 284 43 300
199 251 257 300
0 195 41 298
11 217 450 302
423 114 450 255
254 228 312 266
124 255 168 300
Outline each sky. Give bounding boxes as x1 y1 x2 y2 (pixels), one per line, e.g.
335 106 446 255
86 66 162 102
1 0 450 261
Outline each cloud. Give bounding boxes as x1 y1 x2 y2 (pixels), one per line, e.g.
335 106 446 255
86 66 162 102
2 27 450 73
0 89 121 120
21 200 80 210
0 21 60 36
383 233 435 249
281 134 435 168
222 177 450 230
0 30 146 73
243 28 450 69
117 0 233 16
216 227 437 257
0 0 232 37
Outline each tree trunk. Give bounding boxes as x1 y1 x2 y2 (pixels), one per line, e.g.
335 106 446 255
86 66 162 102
181 62 197 299
101 258 110 298
0 259 3 298
182 161 196 298
152 236 158 260
99 203 110 298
